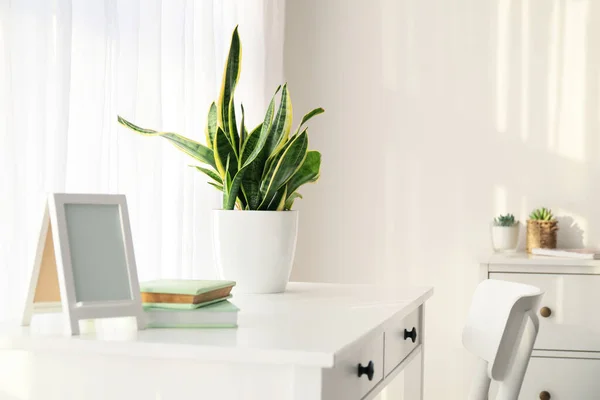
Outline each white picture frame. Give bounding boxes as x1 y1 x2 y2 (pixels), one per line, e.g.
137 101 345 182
22 193 146 335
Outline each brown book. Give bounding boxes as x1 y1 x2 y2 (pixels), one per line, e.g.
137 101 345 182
140 279 236 305
142 286 233 304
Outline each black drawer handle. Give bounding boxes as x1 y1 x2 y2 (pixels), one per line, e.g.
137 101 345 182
357 360 374 381
404 327 417 343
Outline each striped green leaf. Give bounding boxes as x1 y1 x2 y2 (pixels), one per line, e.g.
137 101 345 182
118 116 216 170
284 192 302 210
276 186 288 211
259 130 308 208
240 86 280 168
228 97 239 157
261 128 306 187
218 26 241 134
239 104 247 154
224 168 246 210
237 185 248 210
222 155 233 209
286 150 321 195
208 182 224 192
241 170 261 209
236 87 280 210
294 107 324 136
239 124 263 210
264 84 293 157
260 187 286 211
205 102 217 149
213 127 238 179
262 104 322 182
193 166 223 185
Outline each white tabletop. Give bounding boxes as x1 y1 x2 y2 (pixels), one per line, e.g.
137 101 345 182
0 282 433 368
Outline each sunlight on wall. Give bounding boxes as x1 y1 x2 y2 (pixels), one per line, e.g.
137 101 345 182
495 0 512 133
380 0 400 91
520 0 530 142
376 371 405 400
0 31 5 140
378 388 388 400
598 73 600 159
546 0 561 152
0 349 31 399
493 185 508 215
518 196 529 249
520 195 529 222
51 15 57 63
555 0 589 162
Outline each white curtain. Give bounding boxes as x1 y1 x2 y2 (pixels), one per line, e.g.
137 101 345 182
0 0 286 320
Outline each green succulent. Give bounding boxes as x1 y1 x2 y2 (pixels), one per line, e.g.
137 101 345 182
529 207 554 221
494 213 517 227
117 27 324 211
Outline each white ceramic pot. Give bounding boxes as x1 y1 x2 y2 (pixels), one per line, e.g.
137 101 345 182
491 224 520 252
213 210 299 294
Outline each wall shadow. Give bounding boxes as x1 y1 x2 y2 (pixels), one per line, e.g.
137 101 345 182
556 215 585 248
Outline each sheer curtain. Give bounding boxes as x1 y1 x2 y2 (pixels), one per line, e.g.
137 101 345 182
0 0 286 319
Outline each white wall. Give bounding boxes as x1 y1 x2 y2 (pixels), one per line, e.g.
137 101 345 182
285 0 600 398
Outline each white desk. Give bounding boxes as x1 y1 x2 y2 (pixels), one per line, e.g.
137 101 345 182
0 283 433 400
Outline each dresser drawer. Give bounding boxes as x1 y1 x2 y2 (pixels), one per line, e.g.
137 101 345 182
322 331 384 400
383 307 421 376
519 357 600 399
490 273 600 351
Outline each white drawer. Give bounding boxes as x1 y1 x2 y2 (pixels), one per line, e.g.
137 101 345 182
322 331 384 400
490 273 600 351
520 357 600 399
383 307 421 376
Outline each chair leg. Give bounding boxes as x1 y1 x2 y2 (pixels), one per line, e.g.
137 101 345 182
496 312 538 400
468 358 491 400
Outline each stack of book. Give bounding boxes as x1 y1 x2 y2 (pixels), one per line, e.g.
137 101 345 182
140 279 238 328
531 248 600 260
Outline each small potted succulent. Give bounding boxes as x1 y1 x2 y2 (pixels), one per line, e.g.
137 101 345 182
117 27 324 293
491 214 520 252
526 207 558 253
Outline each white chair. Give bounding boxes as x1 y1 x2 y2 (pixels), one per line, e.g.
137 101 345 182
463 279 544 400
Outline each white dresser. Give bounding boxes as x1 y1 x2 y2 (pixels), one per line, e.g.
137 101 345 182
482 253 600 400
0 283 433 400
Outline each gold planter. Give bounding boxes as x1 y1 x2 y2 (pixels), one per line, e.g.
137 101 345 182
526 220 558 253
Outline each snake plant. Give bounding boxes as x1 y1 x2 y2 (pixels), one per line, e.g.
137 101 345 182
529 207 555 221
117 27 323 211
494 214 517 227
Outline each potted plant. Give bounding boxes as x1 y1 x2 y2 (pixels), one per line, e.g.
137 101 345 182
491 214 520 252
117 27 324 293
526 207 558 253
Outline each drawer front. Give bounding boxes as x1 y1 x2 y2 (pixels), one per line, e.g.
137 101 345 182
490 273 600 351
322 332 384 400
383 307 421 376
520 357 600 399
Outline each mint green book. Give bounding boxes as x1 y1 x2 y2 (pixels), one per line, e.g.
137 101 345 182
140 279 236 295
144 295 232 310
140 279 236 309
144 300 239 329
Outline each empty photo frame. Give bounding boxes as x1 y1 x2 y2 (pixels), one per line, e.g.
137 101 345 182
22 193 145 335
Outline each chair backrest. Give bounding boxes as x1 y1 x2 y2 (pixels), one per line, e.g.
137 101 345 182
463 279 544 399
